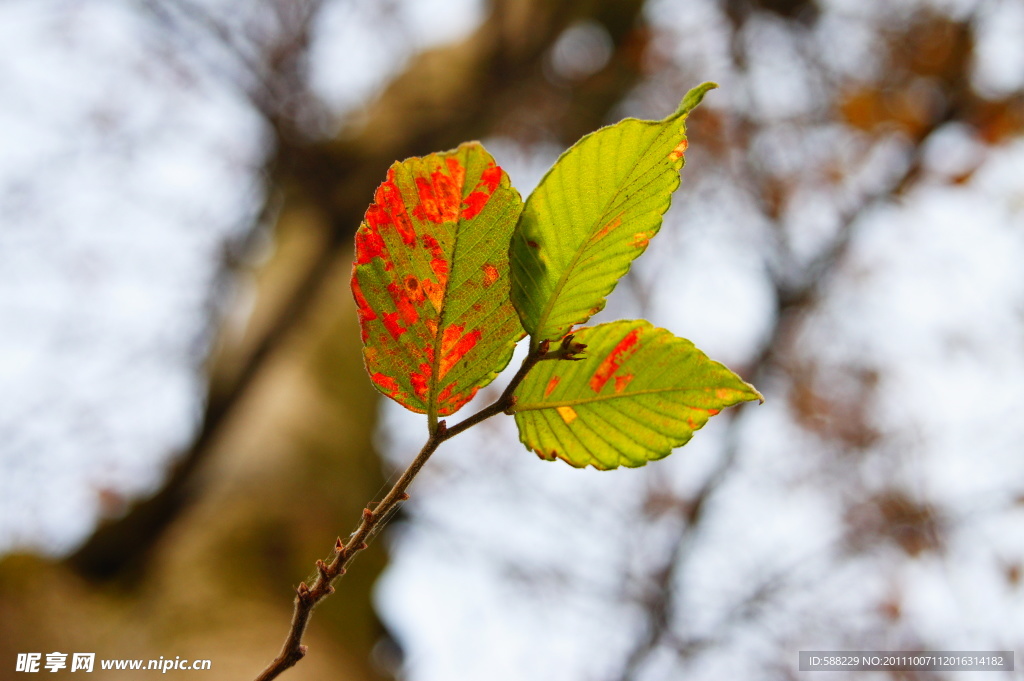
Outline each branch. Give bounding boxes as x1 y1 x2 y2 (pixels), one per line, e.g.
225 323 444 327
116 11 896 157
253 338 579 681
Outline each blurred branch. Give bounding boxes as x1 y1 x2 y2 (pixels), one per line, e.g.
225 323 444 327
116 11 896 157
610 6 980 678
69 0 652 580
255 342 564 680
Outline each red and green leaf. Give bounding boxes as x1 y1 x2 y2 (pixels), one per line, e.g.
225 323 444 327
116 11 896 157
352 142 525 417
512 320 762 469
510 82 717 348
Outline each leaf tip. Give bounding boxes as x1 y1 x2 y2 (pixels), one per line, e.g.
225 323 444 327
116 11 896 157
673 81 718 119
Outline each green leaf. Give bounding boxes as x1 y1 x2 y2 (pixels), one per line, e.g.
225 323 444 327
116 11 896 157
351 142 525 418
510 82 717 348
511 320 761 469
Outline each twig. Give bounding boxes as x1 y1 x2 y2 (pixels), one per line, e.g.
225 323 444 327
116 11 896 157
254 337 582 681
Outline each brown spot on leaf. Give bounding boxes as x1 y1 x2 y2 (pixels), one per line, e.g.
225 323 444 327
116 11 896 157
421 279 443 313
613 373 634 393
631 232 652 249
668 137 688 162
527 240 540 249
591 215 622 242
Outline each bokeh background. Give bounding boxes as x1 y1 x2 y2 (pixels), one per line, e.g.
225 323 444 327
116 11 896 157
2 0 1023 679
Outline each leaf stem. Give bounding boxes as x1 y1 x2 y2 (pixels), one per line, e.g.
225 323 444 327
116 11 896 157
254 341 554 681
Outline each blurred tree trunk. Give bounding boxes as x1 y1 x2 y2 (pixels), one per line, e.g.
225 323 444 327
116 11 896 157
0 1 652 678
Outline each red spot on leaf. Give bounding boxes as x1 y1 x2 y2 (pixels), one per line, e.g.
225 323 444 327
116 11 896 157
351 275 376 342
439 324 481 378
370 373 399 396
482 263 499 287
420 234 449 289
446 157 465 184
431 258 448 282
706 408 720 416
413 159 465 224
613 373 634 393
354 223 386 265
411 363 432 400
461 163 504 220
421 279 443 312
382 312 406 340
481 163 502 191
461 192 489 220
424 317 438 336
438 384 477 414
386 282 419 326
589 328 643 393
527 240 540 249
544 376 560 397
366 169 416 246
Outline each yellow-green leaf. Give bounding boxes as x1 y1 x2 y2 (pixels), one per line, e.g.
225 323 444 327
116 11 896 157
512 320 761 469
510 82 717 349
351 142 525 417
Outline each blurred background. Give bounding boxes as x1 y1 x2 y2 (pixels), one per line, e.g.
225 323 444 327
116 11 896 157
1 0 1023 679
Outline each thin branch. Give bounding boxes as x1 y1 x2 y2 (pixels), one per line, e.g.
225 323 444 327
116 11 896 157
254 337 582 681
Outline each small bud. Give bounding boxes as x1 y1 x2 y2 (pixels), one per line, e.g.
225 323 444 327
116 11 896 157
362 508 374 521
399 493 410 501
335 537 346 555
560 334 588 359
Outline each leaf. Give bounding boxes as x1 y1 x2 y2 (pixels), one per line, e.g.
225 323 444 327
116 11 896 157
351 142 525 417
510 82 717 348
511 320 761 469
